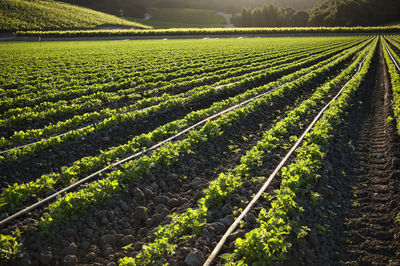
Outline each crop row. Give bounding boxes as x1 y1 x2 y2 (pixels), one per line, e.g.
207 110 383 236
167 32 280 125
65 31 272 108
0 38 359 128
119 37 377 265
1 38 360 117
383 37 400 135
0 38 369 164
0 38 371 215
1 38 330 103
32 38 370 234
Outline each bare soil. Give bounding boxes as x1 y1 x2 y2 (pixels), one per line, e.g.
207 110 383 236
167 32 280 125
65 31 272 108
338 39 400 266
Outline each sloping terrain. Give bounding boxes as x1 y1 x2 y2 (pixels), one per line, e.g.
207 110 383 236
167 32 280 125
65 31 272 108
0 0 150 32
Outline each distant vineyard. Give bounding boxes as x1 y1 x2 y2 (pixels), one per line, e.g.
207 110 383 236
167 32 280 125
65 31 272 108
0 36 399 265
0 0 151 31
16 26 400 37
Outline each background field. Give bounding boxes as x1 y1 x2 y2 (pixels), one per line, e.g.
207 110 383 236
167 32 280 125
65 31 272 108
130 8 227 29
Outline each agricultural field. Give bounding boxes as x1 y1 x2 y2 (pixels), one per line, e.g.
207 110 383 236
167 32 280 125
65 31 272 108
0 0 150 32
130 8 227 29
0 36 400 265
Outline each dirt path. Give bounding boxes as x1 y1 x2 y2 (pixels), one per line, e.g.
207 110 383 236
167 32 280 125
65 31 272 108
216 12 234 28
339 41 400 265
144 13 151 21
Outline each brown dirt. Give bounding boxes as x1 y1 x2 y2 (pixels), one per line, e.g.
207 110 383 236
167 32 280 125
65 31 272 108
339 40 400 265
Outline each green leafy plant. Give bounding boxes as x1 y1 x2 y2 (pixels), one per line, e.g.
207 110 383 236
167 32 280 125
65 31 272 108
0 231 22 260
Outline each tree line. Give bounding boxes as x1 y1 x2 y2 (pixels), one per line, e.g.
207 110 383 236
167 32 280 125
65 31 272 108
232 0 400 27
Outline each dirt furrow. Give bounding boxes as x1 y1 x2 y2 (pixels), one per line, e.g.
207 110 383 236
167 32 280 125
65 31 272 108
339 43 400 266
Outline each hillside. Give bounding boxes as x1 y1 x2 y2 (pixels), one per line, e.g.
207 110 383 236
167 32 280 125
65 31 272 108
0 0 150 32
131 8 226 29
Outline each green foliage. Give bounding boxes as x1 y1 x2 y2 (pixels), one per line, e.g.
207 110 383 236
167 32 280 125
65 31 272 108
0 37 376 265
0 231 22 260
0 173 58 212
120 207 206 265
310 191 321 206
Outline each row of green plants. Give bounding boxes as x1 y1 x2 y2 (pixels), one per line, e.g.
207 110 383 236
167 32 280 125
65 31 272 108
382 37 400 135
2 51 265 97
3 37 357 110
0 38 364 103
16 26 400 38
0 38 362 150
0 98 103 127
118 39 375 265
1 41 281 103
0 39 365 163
227 37 377 264
0 39 368 214
35 40 366 233
0 47 267 108
0 231 22 260
1 39 349 127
